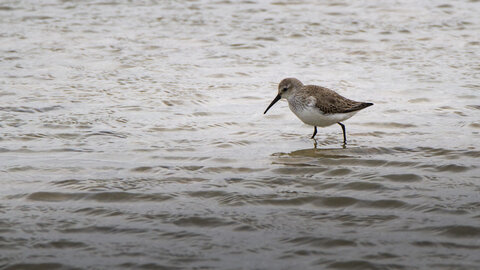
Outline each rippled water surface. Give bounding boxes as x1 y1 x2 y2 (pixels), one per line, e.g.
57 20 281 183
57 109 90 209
1 0 480 269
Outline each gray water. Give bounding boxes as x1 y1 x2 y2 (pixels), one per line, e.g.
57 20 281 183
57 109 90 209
1 0 480 269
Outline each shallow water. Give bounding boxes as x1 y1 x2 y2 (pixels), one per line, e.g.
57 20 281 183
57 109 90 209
1 0 480 269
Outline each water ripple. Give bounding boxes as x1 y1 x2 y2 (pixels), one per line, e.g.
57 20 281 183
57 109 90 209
26 192 174 203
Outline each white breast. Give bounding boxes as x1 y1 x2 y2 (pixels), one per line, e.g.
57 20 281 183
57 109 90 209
288 102 357 127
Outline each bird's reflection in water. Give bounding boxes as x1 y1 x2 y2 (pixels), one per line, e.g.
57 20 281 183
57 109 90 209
285 141 354 159
312 138 346 150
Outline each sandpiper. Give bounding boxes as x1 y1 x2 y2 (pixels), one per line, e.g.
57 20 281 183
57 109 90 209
264 78 373 143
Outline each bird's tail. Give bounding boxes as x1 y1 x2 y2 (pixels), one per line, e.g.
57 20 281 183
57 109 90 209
344 102 373 113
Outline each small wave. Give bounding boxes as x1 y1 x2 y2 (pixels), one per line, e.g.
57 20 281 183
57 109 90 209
382 173 422 183
340 38 369 43
84 130 128 139
439 225 480 238
0 5 14 10
117 263 182 270
60 225 147 234
2 263 71 270
26 191 173 203
33 240 88 249
255 195 319 206
284 236 357 248
408 98 430 103
416 225 480 238
319 196 359 208
362 122 417 128
412 240 480 249
325 260 403 270
73 207 123 217
358 199 409 209
22 16 53 21
434 164 471 172
172 216 235 227
0 105 63 113
340 182 385 191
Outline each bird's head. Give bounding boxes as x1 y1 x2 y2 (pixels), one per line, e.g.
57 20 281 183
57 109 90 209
264 78 303 114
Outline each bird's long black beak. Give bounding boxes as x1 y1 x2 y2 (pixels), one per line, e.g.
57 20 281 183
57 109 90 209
264 94 281 114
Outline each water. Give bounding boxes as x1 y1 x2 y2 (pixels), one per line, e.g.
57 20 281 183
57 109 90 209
1 0 480 269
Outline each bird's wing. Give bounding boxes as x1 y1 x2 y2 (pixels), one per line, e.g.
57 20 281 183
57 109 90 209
306 85 371 114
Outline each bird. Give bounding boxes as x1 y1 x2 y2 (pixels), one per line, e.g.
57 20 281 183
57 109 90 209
264 78 373 144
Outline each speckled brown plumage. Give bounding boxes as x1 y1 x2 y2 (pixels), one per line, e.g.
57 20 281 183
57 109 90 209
302 85 373 114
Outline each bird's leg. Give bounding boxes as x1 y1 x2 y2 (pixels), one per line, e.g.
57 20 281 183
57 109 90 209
311 126 317 139
338 122 346 144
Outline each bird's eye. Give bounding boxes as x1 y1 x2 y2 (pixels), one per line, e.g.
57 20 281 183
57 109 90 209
282 87 288 92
